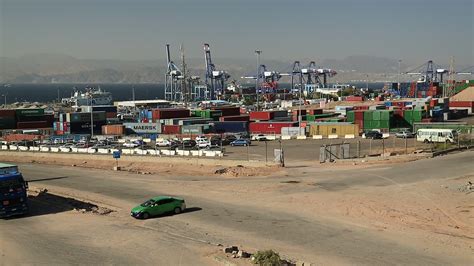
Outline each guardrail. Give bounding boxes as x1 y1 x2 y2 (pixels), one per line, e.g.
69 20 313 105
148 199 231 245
1 144 224 158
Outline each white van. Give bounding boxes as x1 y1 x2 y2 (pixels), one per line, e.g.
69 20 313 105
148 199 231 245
417 129 457 143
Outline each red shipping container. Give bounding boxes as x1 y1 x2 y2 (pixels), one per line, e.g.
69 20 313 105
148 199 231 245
292 109 307 116
17 121 50 129
210 107 240 116
249 122 296 134
353 105 369 111
162 125 180 134
151 108 190 121
308 108 323 115
250 111 274 121
219 115 250 122
449 101 474 108
0 110 16 118
106 112 117 119
353 110 365 121
346 96 364 101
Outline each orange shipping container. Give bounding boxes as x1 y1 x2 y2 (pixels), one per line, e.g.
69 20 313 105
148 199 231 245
101 124 124 135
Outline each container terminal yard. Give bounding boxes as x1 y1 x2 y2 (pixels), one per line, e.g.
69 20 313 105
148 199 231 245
1 46 474 265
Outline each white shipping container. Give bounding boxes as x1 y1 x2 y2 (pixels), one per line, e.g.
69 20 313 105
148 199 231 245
124 123 162 134
281 127 305 136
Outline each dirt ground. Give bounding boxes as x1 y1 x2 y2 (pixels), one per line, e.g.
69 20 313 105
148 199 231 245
1 151 473 265
0 151 281 178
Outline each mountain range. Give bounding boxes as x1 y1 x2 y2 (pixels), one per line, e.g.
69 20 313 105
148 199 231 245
0 54 468 84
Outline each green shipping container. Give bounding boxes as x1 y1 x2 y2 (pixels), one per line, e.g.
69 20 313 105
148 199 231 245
363 111 373 121
372 111 381 120
380 110 392 121
15 108 44 117
0 117 16 129
347 111 355 122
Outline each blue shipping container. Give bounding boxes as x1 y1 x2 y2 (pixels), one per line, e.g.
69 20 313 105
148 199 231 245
210 121 249 133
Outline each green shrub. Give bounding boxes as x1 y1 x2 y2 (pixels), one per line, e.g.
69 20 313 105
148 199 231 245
252 250 281 266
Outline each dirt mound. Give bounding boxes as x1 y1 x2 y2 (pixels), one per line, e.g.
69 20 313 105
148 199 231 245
214 165 276 177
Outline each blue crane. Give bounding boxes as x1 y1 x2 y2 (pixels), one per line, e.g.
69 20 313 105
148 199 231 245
204 43 230 100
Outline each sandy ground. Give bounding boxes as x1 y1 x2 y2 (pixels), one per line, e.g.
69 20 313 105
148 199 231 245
1 151 473 265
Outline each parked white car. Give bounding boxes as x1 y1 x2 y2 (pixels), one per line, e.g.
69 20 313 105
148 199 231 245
195 135 208 142
156 139 172 147
196 139 211 148
123 141 140 148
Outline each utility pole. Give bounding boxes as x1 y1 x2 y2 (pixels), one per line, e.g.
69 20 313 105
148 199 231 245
255 50 262 111
180 44 188 106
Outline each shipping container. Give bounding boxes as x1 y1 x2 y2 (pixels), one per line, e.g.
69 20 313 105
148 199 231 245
106 112 117 119
0 110 16 118
281 127 305 136
211 121 249 133
178 118 213 126
151 108 190 121
162 125 181 134
16 121 50 129
249 122 296 134
0 117 16 129
69 121 106 134
191 109 222 120
101 125 125 135
309 123 359 137
15 108 45 117
353 105 370 110
219 115 250 122
250 111 275 121
273 110 290 118
123 123 161 134
307 108 323 115
346 96 364 101
209 106 240 116
67 112 107 123
449 101 474 108
181 124 212 134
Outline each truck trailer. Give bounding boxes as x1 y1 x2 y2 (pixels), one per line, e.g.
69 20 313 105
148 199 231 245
0 163 29 218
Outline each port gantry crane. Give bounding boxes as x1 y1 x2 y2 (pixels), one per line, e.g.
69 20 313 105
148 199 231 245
404 60 450 98
242 64 283 103
203 43 230 100
282 61 337 98
164 44 184 102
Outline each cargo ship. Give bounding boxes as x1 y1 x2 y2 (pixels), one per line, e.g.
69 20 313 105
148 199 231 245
61 86 113 107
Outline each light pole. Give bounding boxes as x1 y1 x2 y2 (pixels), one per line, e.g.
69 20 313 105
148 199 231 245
89 94 94 138
366 74 369 92
255 50 262 111
1 94 7 108
398 59 402 93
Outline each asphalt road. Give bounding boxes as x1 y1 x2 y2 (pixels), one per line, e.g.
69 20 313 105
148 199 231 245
1 151 473 264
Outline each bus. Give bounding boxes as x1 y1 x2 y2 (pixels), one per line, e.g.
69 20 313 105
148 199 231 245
0 163 29 218
416 129 458 143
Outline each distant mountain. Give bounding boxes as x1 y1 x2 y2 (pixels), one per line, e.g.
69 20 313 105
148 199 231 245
1 54 469 84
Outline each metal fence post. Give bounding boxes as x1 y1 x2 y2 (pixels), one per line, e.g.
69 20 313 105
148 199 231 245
357 140 360 158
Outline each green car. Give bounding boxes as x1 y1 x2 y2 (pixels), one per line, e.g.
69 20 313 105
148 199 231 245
131 196 186 219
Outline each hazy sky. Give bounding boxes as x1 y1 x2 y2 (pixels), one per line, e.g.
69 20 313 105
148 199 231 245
1 0 473 65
